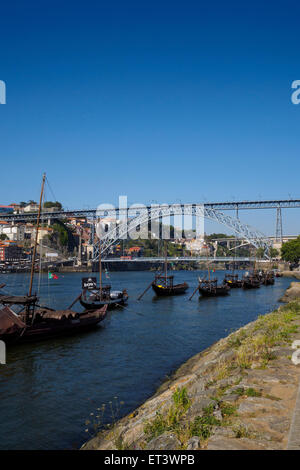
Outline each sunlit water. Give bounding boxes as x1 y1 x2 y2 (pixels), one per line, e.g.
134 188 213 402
0 270 292 449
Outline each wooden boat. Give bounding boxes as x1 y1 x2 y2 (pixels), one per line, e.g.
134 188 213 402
138 245 189 299
225 240 243 288
198 278 230 297
242 273 261 289
0 301 107 345
0 174 107 346
261 271 275 285
224 273 243 288
79 234 129 311
80 282 129 310
151 274 188 296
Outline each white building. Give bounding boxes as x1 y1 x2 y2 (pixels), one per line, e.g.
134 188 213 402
0 223 25 241
24 203 39 212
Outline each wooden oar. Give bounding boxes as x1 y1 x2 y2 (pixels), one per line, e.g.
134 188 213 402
0 284 6 289
67 293 82 310
188 284 199 301
137 280 154 301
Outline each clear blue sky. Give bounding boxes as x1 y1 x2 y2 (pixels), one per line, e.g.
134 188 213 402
0 1 300 235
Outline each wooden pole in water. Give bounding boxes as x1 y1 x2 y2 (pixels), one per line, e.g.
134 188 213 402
188 284 199 301
137 280 153 301
29 173 46 297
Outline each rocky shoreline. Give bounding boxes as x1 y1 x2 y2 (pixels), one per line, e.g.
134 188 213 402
82 281 300 451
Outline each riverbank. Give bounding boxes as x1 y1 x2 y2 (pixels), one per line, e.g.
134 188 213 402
82 294 300 450
281 271 300 280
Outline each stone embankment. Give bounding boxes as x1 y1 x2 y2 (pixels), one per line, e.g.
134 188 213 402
82 286 300 451
281 283 300 303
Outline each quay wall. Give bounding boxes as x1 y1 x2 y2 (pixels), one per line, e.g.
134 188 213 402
82 282 300 451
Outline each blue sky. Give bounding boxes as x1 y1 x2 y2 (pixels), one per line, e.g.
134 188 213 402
0 1 300 235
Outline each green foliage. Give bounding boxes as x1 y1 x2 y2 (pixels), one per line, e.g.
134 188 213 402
227 301 300 370
43 201 63 210
189 405 221 440
206 233 232 240
144 387 191 442
281 236 300 264
256 247 265 259
0 234 8 241
233 423 253 438
269 248 279 259
52 223 68 246
144 412 169 441
172 387 191 411
244 388 262 397
219 402 237 417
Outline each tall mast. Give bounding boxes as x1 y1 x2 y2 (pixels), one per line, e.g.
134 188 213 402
99 234 102 299
164 243 168 281
233 234 236 274
29 173 46 297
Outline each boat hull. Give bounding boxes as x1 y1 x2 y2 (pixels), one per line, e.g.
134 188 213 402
152 282 188 296
262 278 275 286
199 286 230 297
0 307 107 345
242 280 261 289
79 295 128 311
225 280 243 288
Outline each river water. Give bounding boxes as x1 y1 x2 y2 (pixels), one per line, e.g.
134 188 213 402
0 270 292 450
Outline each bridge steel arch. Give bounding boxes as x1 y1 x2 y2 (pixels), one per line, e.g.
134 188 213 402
92 205 271 260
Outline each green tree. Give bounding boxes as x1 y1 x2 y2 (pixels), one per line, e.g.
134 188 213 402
269 247 279 259
0 234 8 241
256 247 265 259
281 236 300 264
43 201 63 210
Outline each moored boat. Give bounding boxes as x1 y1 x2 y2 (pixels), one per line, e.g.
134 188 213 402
0 301 107 345
224 273 243 288
80 280 128 310
151 274 188 296
198 278 230 297
138 245 189 299
79 229 129 311
242 272 261 289
0 174 107 346
261 271 275 285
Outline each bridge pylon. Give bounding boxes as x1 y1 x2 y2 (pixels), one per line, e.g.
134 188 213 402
275 206 283 243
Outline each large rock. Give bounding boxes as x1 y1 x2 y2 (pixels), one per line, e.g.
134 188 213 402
238 397 284 415
186 436 201 450
146 432 181 450
280 282 300 302
206 436 274 450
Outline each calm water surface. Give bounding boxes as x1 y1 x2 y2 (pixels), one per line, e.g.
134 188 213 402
0 270 292 449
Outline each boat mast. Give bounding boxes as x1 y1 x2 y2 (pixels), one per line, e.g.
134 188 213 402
164 243 168 282
233 234 237 275
28 173 46 297
99 234 102 300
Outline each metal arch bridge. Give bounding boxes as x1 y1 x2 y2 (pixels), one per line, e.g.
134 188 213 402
2 198 299 259
1 198 300 222
93 204 272 261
